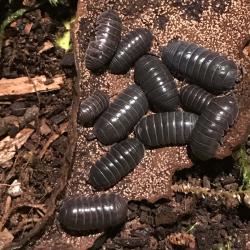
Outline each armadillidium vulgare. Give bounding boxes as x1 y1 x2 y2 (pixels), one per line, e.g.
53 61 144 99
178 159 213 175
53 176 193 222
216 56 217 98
161 40 239 92
85 10 122 71
89 138 144 190
135 111 198 147
109 28 153 74
94 84 148 145
58 193 127 232
78 91 109 126
190 95 238 161
134 55 179 111
180 85 215 114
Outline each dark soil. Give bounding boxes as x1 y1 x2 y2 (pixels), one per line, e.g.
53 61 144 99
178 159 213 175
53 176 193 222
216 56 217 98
0 1 77 248
0 1 249 250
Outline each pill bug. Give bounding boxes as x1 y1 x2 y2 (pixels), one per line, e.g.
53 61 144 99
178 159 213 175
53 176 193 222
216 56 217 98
190 95 238 161
89 138 144 190
135 111 198 147
94 84 148 145
85 10 122 71
58 193 127 232
180 85 215 114
78 90 109 126
134 55 179 111
109 28 153 74
161 40 239 92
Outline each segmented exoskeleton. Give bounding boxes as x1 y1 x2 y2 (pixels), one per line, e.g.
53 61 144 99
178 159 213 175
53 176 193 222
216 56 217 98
135 111 198 147
58 193 127 232
78 90 109 126
135 55 179 111
190 95 238 161
89 138 144 190
94 84 148 145
109 28 153 74
162 40 239 92
85 10 122 71
180 85 215 114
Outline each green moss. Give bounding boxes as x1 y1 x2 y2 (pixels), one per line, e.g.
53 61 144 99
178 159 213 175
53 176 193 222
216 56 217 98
233 146 250 190
56 18 74 51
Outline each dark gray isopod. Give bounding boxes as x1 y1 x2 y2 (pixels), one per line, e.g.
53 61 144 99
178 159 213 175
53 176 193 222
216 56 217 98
162 40 239 92
89 138 144 190
135 111 198 147
58 193 127 232
135 55 179 111
85 10 122 71
180 85 215 114
109 28 153 74
190 95 238 161
78 90 109 126
94 84 148 145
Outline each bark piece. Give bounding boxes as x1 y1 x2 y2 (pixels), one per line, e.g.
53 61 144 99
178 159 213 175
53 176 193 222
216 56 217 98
0 75 64 96
0 128 34 165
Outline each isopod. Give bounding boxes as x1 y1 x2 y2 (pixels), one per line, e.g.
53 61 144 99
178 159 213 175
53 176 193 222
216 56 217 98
190 95 238 161
78 90 109 126
109 28 153 74
85 10 122 71
134 55 179 111
89 138 144 190
180 85 215 114
135 111 198 147
94 84 148 145
58 193 127 232
161 40 239 92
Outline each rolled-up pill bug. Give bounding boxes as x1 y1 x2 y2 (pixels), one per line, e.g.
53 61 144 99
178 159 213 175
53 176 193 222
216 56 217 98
109 28 153 74
190 95 238 161
89 138 144 190
134 55 179 111
180 85 215 115
94 84 148 145
58 193 127 232
135 111 198 147
85 10 122 71
161 40 239 92
78 90 109 126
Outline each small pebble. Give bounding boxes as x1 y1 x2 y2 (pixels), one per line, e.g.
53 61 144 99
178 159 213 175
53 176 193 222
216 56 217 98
7 180 23 197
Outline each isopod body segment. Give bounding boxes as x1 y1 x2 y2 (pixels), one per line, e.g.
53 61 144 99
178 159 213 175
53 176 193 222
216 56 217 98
135 111 198 147
94 84 148 145
161 40 239 92
89 138 144 190
85 10 122 71
78 90 109 126
135 55 179 111
190 95 239 161
180 85 215 114
109 28 153 74
58 193 127 232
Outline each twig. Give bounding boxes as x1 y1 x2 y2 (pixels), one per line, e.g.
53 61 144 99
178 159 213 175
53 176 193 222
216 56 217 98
39 122 68 159
11 217 41 235
171 183 244 204
0 196 12 232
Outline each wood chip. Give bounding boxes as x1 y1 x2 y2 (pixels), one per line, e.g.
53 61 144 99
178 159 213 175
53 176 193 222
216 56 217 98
0 128 34 165
38 40 54 54
0 228 14 249
167 232 196 249
0 75 64 96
